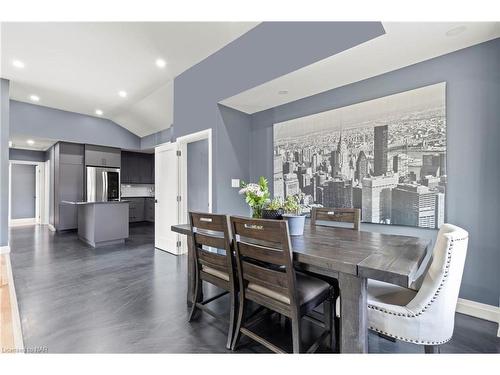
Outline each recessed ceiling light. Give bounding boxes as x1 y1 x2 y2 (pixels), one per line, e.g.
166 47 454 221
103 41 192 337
12 59 25 69
446 25 467 37
8 141 13 147
27 139 35 145
95 109 103 116
155 58 166 68
29 95 40 102
118 90 127 98
278 90 289 95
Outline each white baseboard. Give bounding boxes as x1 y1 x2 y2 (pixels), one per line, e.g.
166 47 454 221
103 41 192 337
456 298 500 337
9 218 36 227
0 245 10 254
48 224 56 232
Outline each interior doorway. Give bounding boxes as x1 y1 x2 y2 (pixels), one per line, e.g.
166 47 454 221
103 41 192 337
8 160 47 227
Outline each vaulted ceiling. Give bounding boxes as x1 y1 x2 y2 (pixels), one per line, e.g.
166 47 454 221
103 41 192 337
1 22 259 137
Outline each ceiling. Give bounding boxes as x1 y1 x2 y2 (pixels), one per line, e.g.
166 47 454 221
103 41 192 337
9 135 56 151
1 22 259 137
220 22 500 114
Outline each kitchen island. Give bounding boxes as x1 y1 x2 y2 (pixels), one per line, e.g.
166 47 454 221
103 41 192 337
62 201 129 248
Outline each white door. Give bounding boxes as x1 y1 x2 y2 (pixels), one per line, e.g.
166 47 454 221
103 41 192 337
155 142 182 254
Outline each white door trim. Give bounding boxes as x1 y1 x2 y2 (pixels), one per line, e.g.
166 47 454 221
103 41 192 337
176 129 213 254
8 160 46 226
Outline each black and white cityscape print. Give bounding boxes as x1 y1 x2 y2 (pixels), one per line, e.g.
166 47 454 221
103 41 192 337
273 83 447 229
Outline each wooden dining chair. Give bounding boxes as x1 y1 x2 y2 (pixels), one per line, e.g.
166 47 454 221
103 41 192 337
230 216 334 353
309 207 360 351
310 207 361 230
188 212 238 350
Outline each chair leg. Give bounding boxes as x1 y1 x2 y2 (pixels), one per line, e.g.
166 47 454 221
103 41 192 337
424 345 440 354
333 296 340 353
291 317 302 354
226 292 237 350
188 275 201 322
324 297 334 351
231 296 246 351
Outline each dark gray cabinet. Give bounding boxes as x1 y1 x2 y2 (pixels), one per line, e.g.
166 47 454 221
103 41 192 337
85 144 121 168
121 151 154 184
127 197 154 223
144 198 155 222
53 142 85 231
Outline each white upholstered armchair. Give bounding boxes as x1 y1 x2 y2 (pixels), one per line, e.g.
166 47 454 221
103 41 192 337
367 223 469 353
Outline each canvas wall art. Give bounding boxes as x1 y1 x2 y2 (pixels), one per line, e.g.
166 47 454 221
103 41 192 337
273 82 447 229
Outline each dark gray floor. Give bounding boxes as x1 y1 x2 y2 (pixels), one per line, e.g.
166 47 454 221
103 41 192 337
9 223 500 353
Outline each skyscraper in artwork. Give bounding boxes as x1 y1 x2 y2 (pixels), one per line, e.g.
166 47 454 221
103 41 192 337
374 125 388 176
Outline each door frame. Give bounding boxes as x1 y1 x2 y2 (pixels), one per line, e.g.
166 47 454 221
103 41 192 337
8 160 47 226
176 128 213 253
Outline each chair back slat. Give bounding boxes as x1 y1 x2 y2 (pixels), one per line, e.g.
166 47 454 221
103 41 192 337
189 212 234 281
198 250 228 270
230 216 298 308
231 217 285 244
194 232 226 249
311 207 360 230
241 261 289 295
238 241 285 265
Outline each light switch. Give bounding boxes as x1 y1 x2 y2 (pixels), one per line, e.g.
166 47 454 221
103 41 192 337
231 179 240 188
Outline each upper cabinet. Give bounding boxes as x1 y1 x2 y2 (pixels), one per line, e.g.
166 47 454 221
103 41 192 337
121 151 154 184
85 144 121 168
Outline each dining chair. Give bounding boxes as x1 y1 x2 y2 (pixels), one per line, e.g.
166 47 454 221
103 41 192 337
367 223 469 353
310 207 361 230
188 212 238 350
230 216 334 353
309 207 361 350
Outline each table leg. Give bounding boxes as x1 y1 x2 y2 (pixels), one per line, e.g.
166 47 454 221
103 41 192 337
338 272 368 353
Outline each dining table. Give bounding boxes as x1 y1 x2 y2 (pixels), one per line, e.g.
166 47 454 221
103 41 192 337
171 220 432 353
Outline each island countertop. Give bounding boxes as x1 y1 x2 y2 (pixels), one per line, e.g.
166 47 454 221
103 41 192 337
62 200 130 205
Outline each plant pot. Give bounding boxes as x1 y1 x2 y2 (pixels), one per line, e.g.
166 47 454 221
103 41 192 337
262 208 283 220
283 214 306 236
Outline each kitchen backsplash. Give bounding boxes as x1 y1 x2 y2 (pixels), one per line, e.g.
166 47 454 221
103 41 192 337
121 184 155 197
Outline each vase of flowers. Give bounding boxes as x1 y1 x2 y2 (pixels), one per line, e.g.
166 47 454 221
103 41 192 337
282 194 306 235
239 176 270 218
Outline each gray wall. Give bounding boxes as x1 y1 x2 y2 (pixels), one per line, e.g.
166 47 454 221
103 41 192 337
187 139 209 212
10 100 141 150
249 38 500 306
10 164 36 219
140 127 173 149
173 22 385 215
9 148 46 162
0 79 10 247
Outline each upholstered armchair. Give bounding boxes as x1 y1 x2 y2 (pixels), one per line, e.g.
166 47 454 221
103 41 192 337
367 223 469 353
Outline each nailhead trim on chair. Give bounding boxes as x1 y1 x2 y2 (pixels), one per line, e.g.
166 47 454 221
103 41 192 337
368 326 451 345
367 236 468 344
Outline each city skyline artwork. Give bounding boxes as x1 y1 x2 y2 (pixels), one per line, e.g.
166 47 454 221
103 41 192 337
273 82 447 229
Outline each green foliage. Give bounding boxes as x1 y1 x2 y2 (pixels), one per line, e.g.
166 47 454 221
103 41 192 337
265 197 283 210
283 195 301 215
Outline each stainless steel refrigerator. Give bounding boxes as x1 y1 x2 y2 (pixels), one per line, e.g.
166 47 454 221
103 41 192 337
86 166 120 202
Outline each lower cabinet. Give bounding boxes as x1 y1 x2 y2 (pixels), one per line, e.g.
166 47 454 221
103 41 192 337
127 197 155 223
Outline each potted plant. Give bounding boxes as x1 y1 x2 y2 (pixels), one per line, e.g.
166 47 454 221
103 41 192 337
238 176 270 218
282 194 306 236
262 197 284 220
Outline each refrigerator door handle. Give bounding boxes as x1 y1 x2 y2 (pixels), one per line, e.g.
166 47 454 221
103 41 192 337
102 171 107 201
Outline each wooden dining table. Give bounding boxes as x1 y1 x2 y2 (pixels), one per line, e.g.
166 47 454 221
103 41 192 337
171 221 432 353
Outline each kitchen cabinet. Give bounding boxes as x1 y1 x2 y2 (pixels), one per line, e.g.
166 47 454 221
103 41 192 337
121 151 154 184
127 197 155 223
85 144 121 168
53 142 85 231
144 197 155 222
